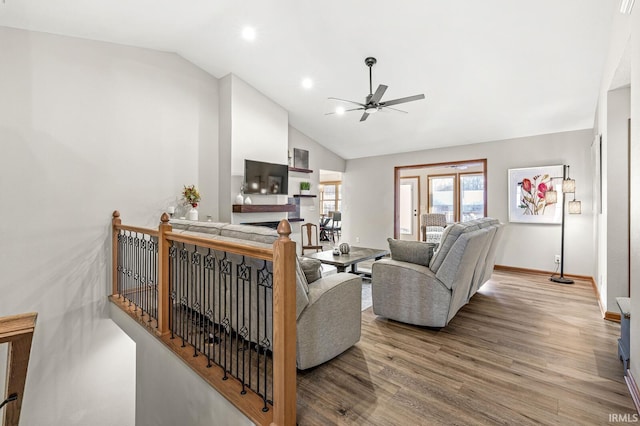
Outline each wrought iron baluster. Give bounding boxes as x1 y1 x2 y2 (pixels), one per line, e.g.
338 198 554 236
204 249 215 368
237 256 251 395
180 245 188 347
169 244 177 339
220 253 231 381
117 232 124 297
257 260 273 411
191 249 201 358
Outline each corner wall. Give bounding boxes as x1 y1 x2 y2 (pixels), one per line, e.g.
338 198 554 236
288 126 346 252
628 5 640 390
0 27 223 425
344 129 595 276
217 74 289 224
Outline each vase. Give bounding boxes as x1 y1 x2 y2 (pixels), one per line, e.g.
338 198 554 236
235 192 244 205
188 206 198 221
301 189 311 195
244 196 252 205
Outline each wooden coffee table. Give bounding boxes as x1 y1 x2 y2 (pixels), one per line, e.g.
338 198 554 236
304 246 389 276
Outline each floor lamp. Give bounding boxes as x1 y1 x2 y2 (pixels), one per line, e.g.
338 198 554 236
545 165 582 284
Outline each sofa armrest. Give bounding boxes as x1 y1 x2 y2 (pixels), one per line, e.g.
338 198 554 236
306 272 362 307
371 258 451 327
296 272 362 370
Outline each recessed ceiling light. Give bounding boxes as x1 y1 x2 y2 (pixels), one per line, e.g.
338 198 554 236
301 78 313 89
336 106 345 115
242 27 256 41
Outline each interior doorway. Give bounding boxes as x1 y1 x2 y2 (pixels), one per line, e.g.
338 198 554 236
399 176 420 241
394 159 487 240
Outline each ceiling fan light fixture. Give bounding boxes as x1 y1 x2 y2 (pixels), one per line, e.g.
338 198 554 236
365 106 378 114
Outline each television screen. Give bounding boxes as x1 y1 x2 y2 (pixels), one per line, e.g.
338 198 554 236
244 159 289 194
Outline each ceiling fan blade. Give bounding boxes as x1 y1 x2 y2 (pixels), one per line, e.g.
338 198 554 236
369 84 388 104
380 94 425 107
324 107 364 116
328 97 366 108
360 112 370 122
380 106 408 113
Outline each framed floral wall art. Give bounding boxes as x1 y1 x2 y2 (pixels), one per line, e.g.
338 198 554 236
508 165 563 224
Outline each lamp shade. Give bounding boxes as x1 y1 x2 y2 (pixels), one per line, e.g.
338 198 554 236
562 178 575 193
545 190 557 203
568 200 582 214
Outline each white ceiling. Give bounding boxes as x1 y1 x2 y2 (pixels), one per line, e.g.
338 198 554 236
0 0 615 159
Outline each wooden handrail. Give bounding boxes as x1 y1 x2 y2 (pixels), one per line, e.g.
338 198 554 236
165 231 274 261
110 212 297 425
0 312 37 426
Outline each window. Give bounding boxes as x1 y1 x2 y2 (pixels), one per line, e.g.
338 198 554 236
460 173 485 222
395 159 487 239
428 175 456 223
427 173 485 223
319 181 341 215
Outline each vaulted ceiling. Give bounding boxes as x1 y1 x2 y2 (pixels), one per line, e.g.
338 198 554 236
0 0 615 159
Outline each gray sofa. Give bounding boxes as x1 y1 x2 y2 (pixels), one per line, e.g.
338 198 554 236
372 218 503 327
170 219 362 370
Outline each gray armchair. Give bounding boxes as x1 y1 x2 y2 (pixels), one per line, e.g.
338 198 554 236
169 219 362 370
420 213 447 243
372 218 503 327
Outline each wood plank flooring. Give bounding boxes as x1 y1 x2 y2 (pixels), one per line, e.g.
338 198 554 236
296 270 637 425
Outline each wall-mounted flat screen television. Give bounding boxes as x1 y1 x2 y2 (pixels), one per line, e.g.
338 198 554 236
244 159 289 194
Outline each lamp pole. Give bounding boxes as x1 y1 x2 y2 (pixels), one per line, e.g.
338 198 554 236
550 165 574 284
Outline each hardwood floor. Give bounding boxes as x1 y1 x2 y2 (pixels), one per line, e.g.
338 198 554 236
296 270 637 425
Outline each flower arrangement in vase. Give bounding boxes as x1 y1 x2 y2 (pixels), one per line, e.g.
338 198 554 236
182 185 201 221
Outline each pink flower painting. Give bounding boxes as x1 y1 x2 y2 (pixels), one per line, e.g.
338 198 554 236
518 174 555 215
509 165 563 224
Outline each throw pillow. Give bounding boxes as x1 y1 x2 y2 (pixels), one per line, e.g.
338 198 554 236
387 238 436 267
299 257 323 283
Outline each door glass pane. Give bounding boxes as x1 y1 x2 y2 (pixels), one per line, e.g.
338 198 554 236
399 183 413 234
460 174 485 222
430 176 454 223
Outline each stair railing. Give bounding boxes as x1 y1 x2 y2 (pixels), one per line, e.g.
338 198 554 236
0 312 37 426
110 211 296 426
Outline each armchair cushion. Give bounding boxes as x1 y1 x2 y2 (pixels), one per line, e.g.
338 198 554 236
295 259 310 320
300 257 322 284
387 238 436 267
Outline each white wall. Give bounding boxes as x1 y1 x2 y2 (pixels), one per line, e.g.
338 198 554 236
217 74 289 224
288 126 346 251
344 129 594 276
218 74 233 223
628 5 640 386
109 305 253 426
0 27 226 425
605 87 630 313
230 75 289 175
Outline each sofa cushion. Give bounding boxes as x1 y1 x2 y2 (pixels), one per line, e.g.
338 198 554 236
387 238 436 267
300 257 322 284
429 221 481 272
220 224 279 244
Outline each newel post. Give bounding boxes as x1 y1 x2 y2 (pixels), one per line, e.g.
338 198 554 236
157 213 172 335
111 211 122 296
271 220 297 426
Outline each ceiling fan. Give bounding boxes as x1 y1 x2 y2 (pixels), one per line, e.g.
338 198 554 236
327 57 425 122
